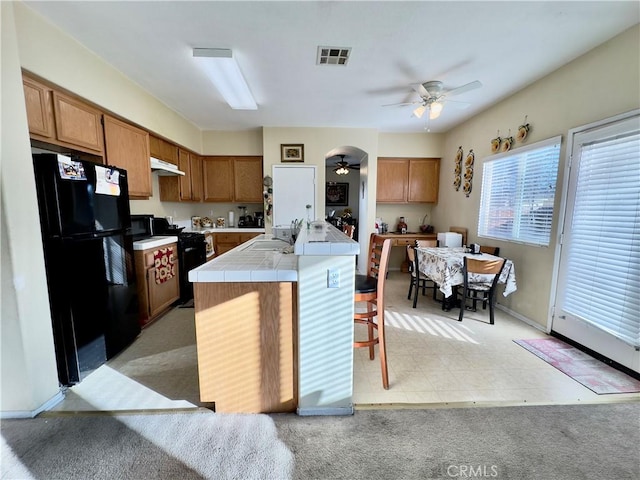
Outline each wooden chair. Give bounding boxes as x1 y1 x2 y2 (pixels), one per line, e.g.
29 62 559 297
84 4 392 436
342 224 355 239
479 245 500 256
414 239 442 303
449 226 468 246
458 257 506 325
354 234 392 389
406 246 438 308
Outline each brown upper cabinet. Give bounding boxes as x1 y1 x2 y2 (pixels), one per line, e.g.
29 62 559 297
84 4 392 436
377 157 440 203
23 74 104 156
158 149 203 202
103 115 151 198
202 156 263 203
23 76 54 138
149 135 178 166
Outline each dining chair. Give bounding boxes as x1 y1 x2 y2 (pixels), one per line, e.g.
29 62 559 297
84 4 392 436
479 245 500 256
449 226 468 246
354 234 392 389
406 245 437 308
457 257 506 325
413 239 441 304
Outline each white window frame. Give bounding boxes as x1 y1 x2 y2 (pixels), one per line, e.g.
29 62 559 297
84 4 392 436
477 136 562 246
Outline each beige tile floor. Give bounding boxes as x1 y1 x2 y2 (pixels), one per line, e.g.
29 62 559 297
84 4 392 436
51 272 639 412
354 272 639 406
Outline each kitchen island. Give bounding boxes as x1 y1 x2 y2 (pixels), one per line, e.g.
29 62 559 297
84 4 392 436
188 224 359 414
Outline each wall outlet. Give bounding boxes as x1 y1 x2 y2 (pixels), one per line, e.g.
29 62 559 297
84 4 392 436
327 269 340 288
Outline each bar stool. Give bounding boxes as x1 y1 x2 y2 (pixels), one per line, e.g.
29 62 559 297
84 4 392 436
354 234 392 389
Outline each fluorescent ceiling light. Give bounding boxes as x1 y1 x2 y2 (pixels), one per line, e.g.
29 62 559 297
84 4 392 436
193 48 257 110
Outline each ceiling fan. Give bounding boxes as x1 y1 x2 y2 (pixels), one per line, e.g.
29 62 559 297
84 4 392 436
387 80 482 120
333 154 360 175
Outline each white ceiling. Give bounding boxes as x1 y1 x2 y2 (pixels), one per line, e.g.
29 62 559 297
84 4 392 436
24 1 639 138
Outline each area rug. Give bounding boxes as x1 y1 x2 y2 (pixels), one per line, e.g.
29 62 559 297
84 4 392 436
514 337 640 394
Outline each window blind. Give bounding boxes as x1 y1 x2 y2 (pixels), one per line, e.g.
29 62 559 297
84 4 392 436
478 136 561 246
563 126 640 347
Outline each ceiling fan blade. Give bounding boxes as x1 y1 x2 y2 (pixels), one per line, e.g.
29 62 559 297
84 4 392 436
444 80 482 97
382 101 421 107
412 83 431 99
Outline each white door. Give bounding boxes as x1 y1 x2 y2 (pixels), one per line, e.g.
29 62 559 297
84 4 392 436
272 165 317 227
553 112 640 373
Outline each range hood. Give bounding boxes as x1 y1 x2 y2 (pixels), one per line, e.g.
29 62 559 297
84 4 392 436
150 157 185 176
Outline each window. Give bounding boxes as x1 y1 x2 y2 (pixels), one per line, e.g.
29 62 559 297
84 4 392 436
478 136 561 246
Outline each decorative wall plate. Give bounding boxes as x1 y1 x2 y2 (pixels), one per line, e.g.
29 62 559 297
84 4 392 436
516 124 529 142
501 137 513 152
490 137 501 153
466 150 475 165
463 180 472 197
464 167 473 180
453 176 461 190
465 154 474 166
455 146 463 163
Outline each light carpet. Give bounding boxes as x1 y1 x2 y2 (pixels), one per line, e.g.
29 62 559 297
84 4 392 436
514 338 640 394
2 410 292 480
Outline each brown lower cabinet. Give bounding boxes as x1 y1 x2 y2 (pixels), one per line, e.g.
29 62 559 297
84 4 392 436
194 281 297 413
134 243 180 327
213 232 261 257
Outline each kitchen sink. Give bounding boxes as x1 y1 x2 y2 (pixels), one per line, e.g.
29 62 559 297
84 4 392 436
245 239 290 251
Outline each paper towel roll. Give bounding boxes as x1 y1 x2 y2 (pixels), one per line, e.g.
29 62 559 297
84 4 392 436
228 211 234 227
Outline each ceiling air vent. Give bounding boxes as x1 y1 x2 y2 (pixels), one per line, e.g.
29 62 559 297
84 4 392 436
316 46 351 66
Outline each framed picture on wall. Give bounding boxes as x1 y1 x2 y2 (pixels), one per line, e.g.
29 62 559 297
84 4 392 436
326 182 349 206
281 144 304 162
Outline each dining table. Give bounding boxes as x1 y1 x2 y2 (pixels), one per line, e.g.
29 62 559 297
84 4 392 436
415 247 517 308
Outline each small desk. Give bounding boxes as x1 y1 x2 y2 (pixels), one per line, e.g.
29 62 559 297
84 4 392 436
379 232 437 272
416 247 517 298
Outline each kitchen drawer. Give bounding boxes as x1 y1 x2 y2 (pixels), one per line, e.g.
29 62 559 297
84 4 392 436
393 238 415 247
215 233 241 244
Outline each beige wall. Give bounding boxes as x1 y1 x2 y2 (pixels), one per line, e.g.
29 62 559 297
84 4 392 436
202 129 263 155
434 24 640 328
1 2 60 414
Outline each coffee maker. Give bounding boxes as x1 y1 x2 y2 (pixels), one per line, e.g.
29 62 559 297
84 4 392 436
255 211 264 228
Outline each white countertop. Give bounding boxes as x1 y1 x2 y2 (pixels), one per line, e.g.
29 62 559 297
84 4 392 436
133 236 178 250
293 222 360 256
188 223 358 283
188 234 297 283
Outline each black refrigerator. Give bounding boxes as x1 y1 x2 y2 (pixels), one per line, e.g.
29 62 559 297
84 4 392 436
33 154 141 386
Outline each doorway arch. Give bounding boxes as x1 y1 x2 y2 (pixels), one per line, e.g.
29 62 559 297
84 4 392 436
325 146 369 273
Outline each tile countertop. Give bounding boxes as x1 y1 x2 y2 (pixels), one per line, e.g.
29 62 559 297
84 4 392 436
188 223 358 283
182 227 265 234
133 236 179 250
294 222 360 256
188 234 298 283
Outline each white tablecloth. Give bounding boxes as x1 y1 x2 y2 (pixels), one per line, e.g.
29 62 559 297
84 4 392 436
415 247 517 297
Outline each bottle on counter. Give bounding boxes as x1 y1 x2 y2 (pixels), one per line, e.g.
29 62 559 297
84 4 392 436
397 216 407 234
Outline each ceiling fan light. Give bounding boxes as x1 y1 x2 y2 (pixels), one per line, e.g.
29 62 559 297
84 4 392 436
335 166 350 175
429 102 443 119
413 105 427 119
